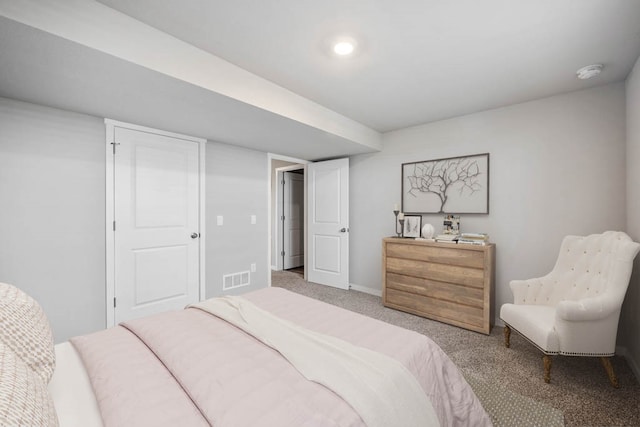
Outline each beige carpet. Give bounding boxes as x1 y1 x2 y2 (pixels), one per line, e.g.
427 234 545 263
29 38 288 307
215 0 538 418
464 373 563 427
272 270 640 427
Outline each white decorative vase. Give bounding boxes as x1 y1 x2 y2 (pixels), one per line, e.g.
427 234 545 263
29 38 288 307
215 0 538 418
422 223 435 239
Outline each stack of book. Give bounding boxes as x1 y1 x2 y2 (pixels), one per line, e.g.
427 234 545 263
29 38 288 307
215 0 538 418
457 233 489 245
435 234 458 244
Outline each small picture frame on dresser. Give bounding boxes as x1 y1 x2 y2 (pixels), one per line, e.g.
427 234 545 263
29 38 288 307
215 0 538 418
403 215 422 238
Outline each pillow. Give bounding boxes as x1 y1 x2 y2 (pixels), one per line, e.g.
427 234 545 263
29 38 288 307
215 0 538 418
0 282 55 382
0 342 59 426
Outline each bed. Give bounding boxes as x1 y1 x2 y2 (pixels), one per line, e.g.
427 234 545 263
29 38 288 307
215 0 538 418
1 283 491 427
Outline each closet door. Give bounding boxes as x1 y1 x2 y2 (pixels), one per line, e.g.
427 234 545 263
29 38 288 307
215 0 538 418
107 122 203 324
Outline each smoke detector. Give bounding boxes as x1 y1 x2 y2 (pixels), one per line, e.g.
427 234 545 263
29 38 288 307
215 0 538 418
576 64 603 80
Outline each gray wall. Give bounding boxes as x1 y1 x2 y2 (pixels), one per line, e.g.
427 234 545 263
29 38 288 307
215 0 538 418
0 97 106 342
2 80 637 377
624 55 640 377
0 97 271 342
350 83 627 324
205 141 269 298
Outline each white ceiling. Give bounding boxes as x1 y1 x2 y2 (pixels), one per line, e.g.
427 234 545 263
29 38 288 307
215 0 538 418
96 0 640 132
0 1 639 160
0 16 375 161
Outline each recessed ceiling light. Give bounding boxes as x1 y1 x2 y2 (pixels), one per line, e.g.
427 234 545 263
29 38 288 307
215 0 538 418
333 41 355 56
576 64 603 80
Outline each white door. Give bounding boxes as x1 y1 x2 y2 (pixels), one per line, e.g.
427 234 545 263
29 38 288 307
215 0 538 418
283 171 304 269
307 158 349 289
113 126 201 323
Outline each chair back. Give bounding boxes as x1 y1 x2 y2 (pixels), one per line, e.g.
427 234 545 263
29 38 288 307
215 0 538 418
546 231 640 306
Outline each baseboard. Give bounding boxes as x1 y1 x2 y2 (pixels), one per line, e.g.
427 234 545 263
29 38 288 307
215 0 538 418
348 283 382 297
616 345 640 383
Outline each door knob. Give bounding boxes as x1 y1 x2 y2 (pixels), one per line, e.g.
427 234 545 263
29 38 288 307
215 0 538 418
191 232 199 239
339 228 348 233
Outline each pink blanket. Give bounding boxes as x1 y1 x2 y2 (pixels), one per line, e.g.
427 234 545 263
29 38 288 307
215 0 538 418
71 288 491 427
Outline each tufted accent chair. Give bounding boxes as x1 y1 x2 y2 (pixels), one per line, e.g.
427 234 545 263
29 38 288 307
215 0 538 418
500 231 640 387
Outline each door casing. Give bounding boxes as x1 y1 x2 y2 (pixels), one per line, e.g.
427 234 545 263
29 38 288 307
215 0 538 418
268 154 308 284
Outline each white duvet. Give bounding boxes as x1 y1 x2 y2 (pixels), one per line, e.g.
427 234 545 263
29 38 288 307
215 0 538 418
192 295 440 427
70 287 491 427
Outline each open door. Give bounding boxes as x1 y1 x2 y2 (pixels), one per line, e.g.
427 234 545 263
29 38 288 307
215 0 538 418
307 158 349 289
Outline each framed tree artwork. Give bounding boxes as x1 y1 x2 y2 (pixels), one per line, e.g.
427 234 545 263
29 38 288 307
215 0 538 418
402 153 489 214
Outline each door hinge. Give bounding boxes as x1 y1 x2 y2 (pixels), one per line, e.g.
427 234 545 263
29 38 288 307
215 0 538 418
281 250 285 256
110 141 120 154
113 220 116 231
113 297 116 308
281 179 285 185
281 215 285 221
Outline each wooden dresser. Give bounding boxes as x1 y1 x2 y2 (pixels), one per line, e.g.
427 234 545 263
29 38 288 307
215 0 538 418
382 238 495 334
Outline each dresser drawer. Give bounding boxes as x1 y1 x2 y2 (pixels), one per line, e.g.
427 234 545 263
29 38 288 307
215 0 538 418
386 257 485 288
385 241 485 268
385 288 486 333
385 272 484 308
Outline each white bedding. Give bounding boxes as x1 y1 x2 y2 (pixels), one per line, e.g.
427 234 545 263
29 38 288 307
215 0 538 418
65 288 491 427
48 342 103 427
192 295 440 427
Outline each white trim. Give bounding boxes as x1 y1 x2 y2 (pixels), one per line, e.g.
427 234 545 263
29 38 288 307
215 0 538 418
269 153 310 164
198 140 207 301
266 153 308 287
303 164 308 282
104 119 205 143
275 170 284 272
349 283 382 297
105 121 115 328
278 165 307 173
275 166 305 272
104 119 206 327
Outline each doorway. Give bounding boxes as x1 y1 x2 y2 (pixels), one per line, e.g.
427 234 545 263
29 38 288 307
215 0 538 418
268 154 350 290
269 154 308 283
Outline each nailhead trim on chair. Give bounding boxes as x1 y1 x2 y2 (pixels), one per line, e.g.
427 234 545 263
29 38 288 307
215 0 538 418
558 351 615 357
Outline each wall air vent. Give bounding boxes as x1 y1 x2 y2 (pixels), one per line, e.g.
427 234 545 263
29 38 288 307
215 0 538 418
222 271 250 290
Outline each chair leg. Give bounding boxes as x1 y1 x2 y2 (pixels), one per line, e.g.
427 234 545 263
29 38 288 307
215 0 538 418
504 325 511 348
600 357 619 388
543 355 552 384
